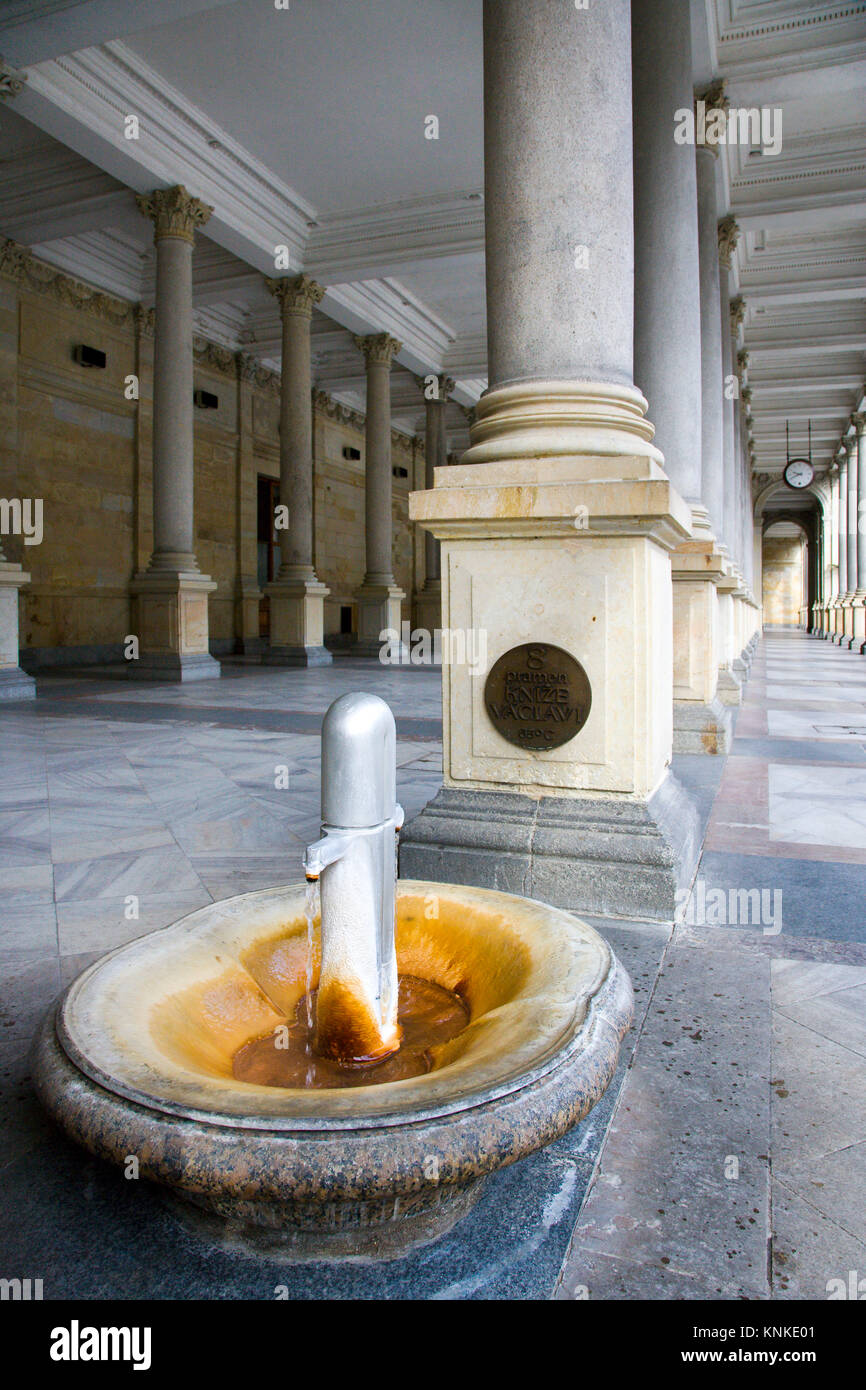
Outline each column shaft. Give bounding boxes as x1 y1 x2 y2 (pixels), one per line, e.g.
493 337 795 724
354 334 405 656
151 233 196 568
696 148 725 542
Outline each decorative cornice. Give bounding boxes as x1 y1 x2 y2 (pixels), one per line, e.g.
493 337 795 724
312 388 367 434
0 237 134 326
265 274 325 318
193 337 237 377
718 215 740 270
237 352 280 394
136 186 213 244
353 332 403 367
0 57 27 103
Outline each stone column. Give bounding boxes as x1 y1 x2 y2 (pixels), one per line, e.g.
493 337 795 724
0 244 35 699
413 374 453 636
715 215 745 703
852 415 866 652
130 186 219 681
694 86 727 549
835 441 851 643
402 0 699 922
353 333 405 656
633 17 730 755
822 466 839 637
261 275 331 665
234 353 265 655
842 425 859 647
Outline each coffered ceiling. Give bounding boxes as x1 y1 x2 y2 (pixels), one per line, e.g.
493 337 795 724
1 0 864 474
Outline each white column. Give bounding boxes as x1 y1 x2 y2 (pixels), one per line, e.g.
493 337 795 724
850 413 866 650
353 333 405 656
262 274 331 666
131 186 219 681
633 19 729 754
835 442 851 642
402 0 699 923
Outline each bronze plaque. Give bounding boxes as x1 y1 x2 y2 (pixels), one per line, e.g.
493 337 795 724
484 643 592 751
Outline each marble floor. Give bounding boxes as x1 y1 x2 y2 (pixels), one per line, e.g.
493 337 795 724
1 632 864 1299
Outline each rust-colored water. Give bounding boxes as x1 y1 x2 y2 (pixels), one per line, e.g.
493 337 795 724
232 975 469 1089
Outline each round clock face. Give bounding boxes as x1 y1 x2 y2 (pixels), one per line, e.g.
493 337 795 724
784 458 814 489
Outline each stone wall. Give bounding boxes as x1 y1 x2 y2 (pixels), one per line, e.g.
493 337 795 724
0 246 419 663
762 533 806 626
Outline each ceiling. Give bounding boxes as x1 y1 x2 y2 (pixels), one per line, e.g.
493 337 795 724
1 0 864 475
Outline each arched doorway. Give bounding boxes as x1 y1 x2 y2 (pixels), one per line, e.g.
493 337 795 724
762 520 809 628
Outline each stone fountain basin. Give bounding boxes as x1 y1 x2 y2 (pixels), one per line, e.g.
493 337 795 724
32 880 633 1261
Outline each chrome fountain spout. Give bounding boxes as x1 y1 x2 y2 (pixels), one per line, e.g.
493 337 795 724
303 693 404 1063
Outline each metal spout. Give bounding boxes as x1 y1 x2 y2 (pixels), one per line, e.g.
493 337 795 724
304 693 404 1063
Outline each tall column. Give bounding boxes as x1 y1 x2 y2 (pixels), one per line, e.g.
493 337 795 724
414 374 453 636
835 441 851 642
0 244 35 699
715 216 745 704
402 0 699 922
822 466 839 636
130 186 219 681
694 87 726 548
633 12 730 755
353 333 405 656
261 275 331 666
852 414 866 652
842 426 859 647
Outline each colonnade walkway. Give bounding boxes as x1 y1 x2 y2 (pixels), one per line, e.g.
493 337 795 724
0 630 863 1298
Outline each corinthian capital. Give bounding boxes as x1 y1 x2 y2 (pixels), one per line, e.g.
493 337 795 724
354 332 403 367
850 411 866 436
694 79 728 160
0 58 27 103
413 372 455 402
265 273 325 317
717 215 740 270
729 295 746 331
136 186 213 244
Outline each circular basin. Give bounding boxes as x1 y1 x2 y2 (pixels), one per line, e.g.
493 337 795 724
32 880 633 1261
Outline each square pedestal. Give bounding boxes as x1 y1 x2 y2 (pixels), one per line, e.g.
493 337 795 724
0 563 36 700
129 570 220 681
400 454 701 920
672 544 731 756
353 582 406 658
262 578 332 666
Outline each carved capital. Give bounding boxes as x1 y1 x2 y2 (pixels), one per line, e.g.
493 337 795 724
0 58 27 103
413 372 455 402
717 215 740 270
737 348 750 375
694 79 728 160
844 432 857 456
354 332 402 367
134 304 155 337
265 273 325 318
136 186 213 244
850 411 866 437
729 295 746 331
237 352 280 394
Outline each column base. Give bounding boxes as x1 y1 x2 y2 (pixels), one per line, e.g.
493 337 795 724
400 771 701 923
129 569 220 682
413 585 442 637
717 668 743 707
353 582 406 658
672 696 733 756
264 577 332 665
0 666 36 700
127 651 222 682
262 645 333 668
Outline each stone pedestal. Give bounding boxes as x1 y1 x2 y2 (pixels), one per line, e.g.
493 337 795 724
262 576 332 666
672 542 731 754
235 576 264 657
355 582 406 658
402 448 700 921
129 570 220 681
0 562 35 699
716 571 743 707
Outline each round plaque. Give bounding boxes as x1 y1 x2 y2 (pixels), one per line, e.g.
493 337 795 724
484 643 592 751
